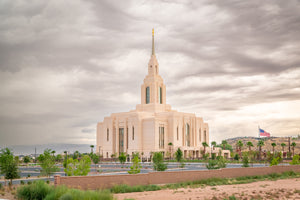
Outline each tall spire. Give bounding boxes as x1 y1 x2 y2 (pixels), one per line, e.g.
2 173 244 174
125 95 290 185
152 28 155 55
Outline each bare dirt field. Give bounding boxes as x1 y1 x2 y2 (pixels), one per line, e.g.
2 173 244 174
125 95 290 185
115 178 300 200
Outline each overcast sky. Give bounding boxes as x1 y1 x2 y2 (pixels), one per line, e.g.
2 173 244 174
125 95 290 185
1 0 300 146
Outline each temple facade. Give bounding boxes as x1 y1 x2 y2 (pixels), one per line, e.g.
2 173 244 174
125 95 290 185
96 30 210 159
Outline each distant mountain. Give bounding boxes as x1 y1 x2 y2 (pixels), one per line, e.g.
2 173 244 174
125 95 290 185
224 136 300 154
2 143 92 156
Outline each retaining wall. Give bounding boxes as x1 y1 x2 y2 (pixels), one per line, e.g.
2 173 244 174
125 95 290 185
54 165 300 190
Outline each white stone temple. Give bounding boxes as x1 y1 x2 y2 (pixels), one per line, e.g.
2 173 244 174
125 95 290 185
96 29 212 159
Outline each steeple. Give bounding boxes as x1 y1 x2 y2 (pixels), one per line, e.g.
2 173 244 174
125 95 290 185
152 28 155 55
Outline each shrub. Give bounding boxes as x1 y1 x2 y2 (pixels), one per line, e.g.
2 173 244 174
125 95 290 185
217 156 227 168
152 152 167 171
0 183 2 190
20 180 25 185
118 152 126 165
206 160 219 169
270 157 279 166
290 155 300 165
175 148 183 162
17 180 52 200
242 155 249 167
128 155 141 174
233 154 239 161
17 180 113 200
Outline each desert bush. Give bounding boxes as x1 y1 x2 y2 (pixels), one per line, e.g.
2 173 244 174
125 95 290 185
233 154 239 161
270 157 280 166
128 155 141 174
17 180 113 200
290 155 300 165
17 180 52 200
152 152 167 171
242 155 249 167
206 160 219 169
111 184 161 193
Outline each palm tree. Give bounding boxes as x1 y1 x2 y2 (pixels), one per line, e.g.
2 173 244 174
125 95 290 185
90 145 94 154
281 143 286 152
211 141 217 150
202 142 208 155
237 140 243 152
247 141 254 151
291 142 296 156
221 140 227 150
51 150 56 157
271 143 276 153
257 140 265 160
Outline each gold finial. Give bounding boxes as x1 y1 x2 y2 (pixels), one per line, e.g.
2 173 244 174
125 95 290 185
152 28 154 36
152 28 155 55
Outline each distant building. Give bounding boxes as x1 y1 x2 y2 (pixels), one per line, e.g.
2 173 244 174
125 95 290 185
96 29 210 159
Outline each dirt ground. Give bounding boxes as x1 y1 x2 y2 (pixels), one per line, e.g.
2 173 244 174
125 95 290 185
115 178 300 200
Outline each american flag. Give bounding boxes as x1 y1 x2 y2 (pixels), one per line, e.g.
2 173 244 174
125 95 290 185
259 128 270 137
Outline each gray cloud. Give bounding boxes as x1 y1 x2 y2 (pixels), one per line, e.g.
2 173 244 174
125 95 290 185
0 0 300 145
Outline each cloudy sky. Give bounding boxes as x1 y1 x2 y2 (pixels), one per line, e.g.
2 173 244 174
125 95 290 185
1 0 300 146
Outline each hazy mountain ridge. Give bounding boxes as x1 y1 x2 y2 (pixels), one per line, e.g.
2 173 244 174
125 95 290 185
2 143 92 156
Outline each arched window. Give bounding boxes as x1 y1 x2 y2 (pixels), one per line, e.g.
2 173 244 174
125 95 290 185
186 123 190 147
204 130 207 142
146 87 150 104
107 128 109 141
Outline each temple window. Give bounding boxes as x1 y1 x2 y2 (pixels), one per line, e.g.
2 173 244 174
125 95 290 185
107 128 109 141
177 126 179 140
146 87 150 104
132 126 135 140
186 123 190 147
159 87 162 104
159 126 164 149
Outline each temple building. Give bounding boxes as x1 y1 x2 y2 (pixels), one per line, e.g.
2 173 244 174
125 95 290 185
96 29 211 159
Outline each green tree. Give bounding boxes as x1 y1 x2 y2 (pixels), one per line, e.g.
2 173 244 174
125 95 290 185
56 154 63 162
0 148 20 186
246 141 254 151
128 155 142 174
118 152 126 166
291 142 296 156
281 143 286 152
202 142 208 155
38 149 59 178
152 152 167 171
64 155 91 176
23 156 31 166
271 143 277 153
257 140 265 160
51 150 56 157
91 153 100 164
90 145 94 154
211 141 217 150
221 140 228 150
242 154 249 167
237 140 243 152
175 148 183 162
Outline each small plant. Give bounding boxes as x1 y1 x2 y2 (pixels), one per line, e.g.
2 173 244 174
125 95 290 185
27 174 31 178
118 152 126 166
27 181 32 185
270 157 279 166
242 155 249 167
290 155 300 165
152 152 167 171
206 160 219 169
128 155 142 174
233 154 239 161
0 183 2 190
20 180 25 185
46 180 50 184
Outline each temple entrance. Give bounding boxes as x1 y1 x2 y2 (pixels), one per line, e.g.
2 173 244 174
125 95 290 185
119 128 124 153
